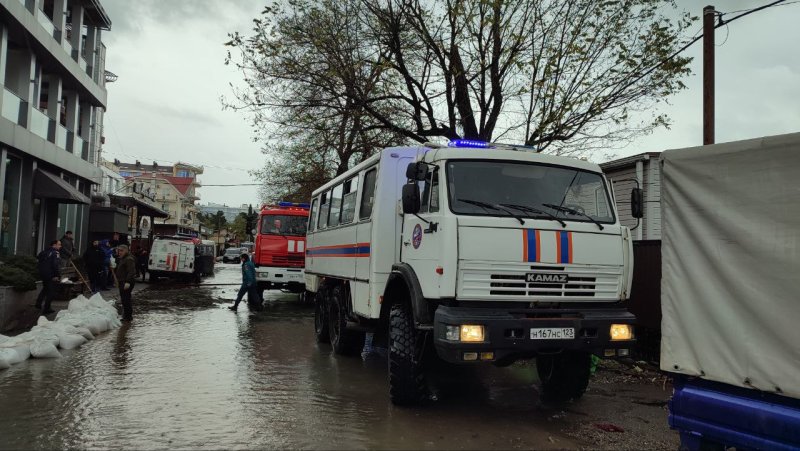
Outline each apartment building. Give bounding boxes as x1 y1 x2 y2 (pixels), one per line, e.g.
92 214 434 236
198 202 249 222
0 0 110 256
105 160 203 235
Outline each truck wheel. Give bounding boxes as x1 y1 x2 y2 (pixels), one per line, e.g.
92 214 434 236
314 292 329 344
537 351 592 403
328 286 365 355
388 303 427 406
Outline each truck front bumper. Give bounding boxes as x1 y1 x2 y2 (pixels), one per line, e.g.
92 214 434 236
255 267 305 286
433 305 635 364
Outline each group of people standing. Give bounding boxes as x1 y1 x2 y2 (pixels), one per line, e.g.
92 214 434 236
35 232 139 322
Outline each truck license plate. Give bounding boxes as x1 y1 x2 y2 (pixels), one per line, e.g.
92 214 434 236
530 328 575 340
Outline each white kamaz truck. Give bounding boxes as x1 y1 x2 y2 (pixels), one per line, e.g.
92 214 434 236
305 141 639 405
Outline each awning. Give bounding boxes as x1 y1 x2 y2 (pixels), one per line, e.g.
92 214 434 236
33 170 91 204
108 194 169 218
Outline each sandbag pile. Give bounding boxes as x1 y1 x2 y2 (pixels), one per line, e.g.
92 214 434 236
0 293 121 369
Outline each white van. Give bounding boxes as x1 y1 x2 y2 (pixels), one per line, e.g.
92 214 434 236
148 236 199 281
305 142 639 405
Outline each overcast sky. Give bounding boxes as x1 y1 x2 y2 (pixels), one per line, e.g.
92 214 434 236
100 0 800 206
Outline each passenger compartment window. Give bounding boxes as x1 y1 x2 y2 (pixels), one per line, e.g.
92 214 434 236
359 168 377 220
341 176 359 225
308 197 319 232
318 191 330 229
328 184 343 227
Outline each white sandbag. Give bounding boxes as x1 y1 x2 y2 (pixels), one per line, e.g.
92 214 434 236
56 332 87 350
0 348 14 369
88 293 107 308
67 295 90 313
82 315 108 335
30 339 61 358
0 334 9 344
0 342 31 364
10 343 30 362
73 326 94 340
29 328 60 347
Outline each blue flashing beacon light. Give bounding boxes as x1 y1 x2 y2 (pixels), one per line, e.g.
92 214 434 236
448 139 491 149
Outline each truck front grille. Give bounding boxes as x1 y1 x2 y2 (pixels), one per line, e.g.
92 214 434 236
271 254 305 267
460 262 621 301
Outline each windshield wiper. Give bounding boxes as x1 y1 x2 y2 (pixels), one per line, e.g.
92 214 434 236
499 203 566 228
459 199 525 225
542 203 604 230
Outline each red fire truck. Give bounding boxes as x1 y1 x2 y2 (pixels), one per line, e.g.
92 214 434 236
253 202 309 298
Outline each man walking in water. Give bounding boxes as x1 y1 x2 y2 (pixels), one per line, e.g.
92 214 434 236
115 245 137 322
229 253 261 311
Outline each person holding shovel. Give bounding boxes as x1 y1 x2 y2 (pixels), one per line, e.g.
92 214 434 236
115 245 138 322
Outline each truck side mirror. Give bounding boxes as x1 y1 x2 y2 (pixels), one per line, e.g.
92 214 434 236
405 162 429 181
631 188 644 219
402 183 421 214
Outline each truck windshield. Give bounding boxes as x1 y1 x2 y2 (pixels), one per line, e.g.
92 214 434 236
446 160 615 224
261 214 308 236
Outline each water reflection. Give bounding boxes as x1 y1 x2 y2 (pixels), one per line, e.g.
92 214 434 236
0 266 577 450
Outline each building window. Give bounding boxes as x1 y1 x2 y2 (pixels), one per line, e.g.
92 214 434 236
0 155 22 255
177 170 190 177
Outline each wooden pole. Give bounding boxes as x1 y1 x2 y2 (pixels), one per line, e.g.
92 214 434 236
70 260 93 294
703 5 715 145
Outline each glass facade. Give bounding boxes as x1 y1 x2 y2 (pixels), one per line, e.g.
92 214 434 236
0 155 22 255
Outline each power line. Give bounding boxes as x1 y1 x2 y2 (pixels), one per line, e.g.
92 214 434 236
721 0 800 16
621 0 791 93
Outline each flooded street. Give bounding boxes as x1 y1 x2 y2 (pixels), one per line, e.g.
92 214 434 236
0 265 677 450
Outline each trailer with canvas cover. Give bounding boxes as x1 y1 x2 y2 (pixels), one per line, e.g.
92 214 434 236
305 141 641 405
660 132 800 450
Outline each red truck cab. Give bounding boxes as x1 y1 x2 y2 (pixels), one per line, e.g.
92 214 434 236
253 202 309 297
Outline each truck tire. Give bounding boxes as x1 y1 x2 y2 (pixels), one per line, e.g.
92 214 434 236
537 351 592 403
388 303 427 406
328 286 364 355
314 292 329 344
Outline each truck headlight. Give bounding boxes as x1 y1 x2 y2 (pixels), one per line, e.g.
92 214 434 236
460 325 485 342
610 324 633 341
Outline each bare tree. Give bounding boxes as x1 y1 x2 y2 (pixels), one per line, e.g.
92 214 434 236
227 0 695 196
225 0 407 201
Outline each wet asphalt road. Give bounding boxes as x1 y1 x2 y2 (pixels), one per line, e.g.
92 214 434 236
0 265 678 450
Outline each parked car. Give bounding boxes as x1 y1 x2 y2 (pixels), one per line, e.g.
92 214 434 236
222 247 244 264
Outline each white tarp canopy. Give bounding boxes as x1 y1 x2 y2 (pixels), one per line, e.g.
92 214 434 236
660 132 800 400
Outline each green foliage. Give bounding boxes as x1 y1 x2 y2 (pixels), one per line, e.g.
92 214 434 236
0 264 37 292
0 255 39 281
199 210 228 232
229 213 249 240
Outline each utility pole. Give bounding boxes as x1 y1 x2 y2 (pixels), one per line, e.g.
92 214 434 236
703 5 715 145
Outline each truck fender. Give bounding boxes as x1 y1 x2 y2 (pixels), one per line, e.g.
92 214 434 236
382 263 432 327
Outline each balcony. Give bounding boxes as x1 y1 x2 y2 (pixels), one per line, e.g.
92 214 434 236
36 9 56 39
55 124 69 149
1 88 24 124
30 108 50 139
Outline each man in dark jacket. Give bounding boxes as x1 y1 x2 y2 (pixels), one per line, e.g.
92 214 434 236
83 240 104 293
60 231 74 266
229 253 260 311
35 240 62 314
115 244 137 321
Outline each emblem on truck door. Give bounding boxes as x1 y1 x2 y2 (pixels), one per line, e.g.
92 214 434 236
526 273 568 283
412 224 423 249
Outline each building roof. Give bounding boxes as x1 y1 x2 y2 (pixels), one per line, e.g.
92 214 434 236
158 175 196 195
123 173 198 196
599 152 661 171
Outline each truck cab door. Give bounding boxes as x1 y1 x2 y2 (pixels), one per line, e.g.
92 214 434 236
401 167 444 297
